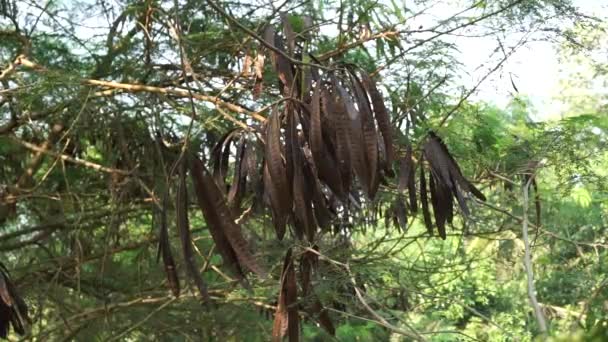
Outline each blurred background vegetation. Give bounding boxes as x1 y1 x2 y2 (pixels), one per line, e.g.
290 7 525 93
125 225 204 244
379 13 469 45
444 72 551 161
0 0 606 340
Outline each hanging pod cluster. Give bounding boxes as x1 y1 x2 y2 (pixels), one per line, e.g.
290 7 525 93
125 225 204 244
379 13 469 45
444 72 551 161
384 131 486 240
272 247 334 342
154 149 268 302
151 14 486 340
260 18 402 340
420 132 486 239
262 73 395 243
386 133 487 238
385 145 417 233
259 23 395 242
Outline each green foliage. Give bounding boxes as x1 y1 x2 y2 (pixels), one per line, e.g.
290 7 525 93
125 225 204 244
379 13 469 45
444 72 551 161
1 0 607 341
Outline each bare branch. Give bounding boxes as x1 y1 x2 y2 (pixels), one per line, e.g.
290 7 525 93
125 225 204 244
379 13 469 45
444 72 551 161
522 178 548 335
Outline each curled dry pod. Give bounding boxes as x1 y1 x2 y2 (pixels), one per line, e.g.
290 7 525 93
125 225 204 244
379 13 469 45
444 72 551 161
360 71 394 176
272 248 299 342
176 161 209 301
398 147 412 192
428 172 447 240
421 131 487 238
265 107 291 240
263 25 294 93
349 70 379 198
335 79 370 196
309 172 333 231
158 191 180 297
0 263 29 338
211 129 239 193
227 136 248 209
190 155 246 282
289 111 316 242
424 132 486 209
324 85 352 194
311 88 346 202
395 197 408 232
310 83 323 166
189 154 267 278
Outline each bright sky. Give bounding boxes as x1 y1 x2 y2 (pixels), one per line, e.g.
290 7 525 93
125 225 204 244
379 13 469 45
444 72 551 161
454 0 607 119
15 0 605 122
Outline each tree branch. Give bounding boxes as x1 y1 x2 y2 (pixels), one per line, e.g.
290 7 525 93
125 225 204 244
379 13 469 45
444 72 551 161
372 0 525 76
522 179 548 335
9 136 131 175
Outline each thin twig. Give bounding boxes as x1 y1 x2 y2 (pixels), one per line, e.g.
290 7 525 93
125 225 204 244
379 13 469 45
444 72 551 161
84 79 265 122
522 178 548 335
302 247 426 340
346 264 427 341
372 0 525 76
108 297 178 341
203 0 333 71
9 136 131 175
